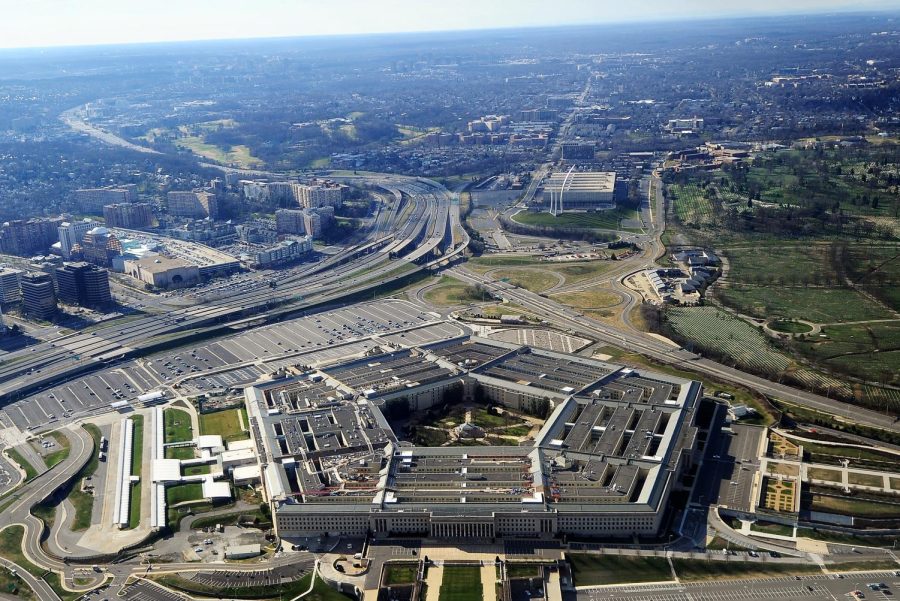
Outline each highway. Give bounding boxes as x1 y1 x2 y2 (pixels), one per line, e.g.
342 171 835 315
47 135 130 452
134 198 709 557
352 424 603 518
0 175 462 403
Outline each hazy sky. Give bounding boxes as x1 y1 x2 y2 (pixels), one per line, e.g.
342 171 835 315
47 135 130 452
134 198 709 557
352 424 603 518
2 0 899 49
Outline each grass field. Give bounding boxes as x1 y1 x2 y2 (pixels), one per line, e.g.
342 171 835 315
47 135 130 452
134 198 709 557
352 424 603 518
670 559 821 582
512 207 640 231
383 563 418 585
551 261 613 285
438 566 483 601
42 432 70 469
749 520 794 536
491 268 558 293
5 449 37 482
769 319 813 334
793 321 900 389
847 472 886 488
669 183 716 225
0 565 36 600
164 408 194 443
0 526 43 576
568 554 672 586
166 483 204 506
67 423 103 531
199 408 248 443
155 572 349 601
808 492 900 518
127 415 144 529
467 255 541 274
175 137 263 169
423 276 485 306
551 289 620 310
807 467 842 483
796 528 900 547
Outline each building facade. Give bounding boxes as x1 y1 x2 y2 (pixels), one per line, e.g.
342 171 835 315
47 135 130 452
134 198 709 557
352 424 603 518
20 272 57 319
55 262 112 309
0 268 23 304
74 186 137 214
58 219 99 259
104 203 153 229
167 191 218 219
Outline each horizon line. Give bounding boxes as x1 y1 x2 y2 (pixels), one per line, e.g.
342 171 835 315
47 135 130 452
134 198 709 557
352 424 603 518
1 7 897 54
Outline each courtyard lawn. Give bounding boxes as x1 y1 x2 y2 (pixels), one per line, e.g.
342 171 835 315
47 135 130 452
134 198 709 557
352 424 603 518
199 408 248 442
164 408 194 443
438 566 483 601
568 554 672 586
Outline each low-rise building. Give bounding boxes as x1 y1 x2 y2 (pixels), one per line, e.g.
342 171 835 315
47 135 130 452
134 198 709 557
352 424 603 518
125 256 200 289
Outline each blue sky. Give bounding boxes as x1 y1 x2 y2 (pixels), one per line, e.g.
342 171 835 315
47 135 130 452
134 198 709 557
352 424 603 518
2 0 899 49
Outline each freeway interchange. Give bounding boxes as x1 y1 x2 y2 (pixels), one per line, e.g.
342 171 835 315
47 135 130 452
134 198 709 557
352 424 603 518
0 175 466 404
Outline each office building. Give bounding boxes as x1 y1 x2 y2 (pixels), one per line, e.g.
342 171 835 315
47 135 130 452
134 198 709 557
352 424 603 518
167 191 218 219
543 170 617 213
248 336 702 540
80 227 123 268
20 272 57 320
0 268 23 304
0 218 64 257
55 262 112 309
58 219 99 259
561 142 596 161
104 203 153 229
74 186 137 214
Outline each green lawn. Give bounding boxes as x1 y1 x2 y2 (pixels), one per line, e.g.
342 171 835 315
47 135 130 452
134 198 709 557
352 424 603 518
166 446 195 460
0 565 37 600
183 464 211 476
568 554 672 586
512 207 640 231
0 526 43 576
467 255 541 274
42 432 71 469
126 415 144 530
491 268 558 293
199 408 248 443
5 449 37 482
671 559 821 582
749 521 794 536
769 319 813 334
166 483 204 506
423 276 485 306
847 472 885 488
383 563 418 585
439 566 483 601
164 408 194 443
809 493 900 518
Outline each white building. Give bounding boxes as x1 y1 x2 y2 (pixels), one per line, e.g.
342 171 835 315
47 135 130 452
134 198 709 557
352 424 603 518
58 219 99 258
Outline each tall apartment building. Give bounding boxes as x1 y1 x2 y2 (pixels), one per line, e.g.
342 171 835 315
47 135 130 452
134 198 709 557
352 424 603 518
0 217 64 256
58 219 99 259
20 272 57 320
104 203 153 229
292 182 344 209
74 185 137 214
55 262 112 309
167 191 218 219
0 268 23 303
275 207 334 238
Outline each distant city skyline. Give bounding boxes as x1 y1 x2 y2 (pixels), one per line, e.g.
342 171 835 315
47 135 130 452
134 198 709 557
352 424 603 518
2 0 900 49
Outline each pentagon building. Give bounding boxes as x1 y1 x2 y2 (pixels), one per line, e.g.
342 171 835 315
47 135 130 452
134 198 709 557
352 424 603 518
245 336 702 540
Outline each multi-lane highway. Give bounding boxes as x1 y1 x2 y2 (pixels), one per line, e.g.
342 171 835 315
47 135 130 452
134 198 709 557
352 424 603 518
0 176 463 403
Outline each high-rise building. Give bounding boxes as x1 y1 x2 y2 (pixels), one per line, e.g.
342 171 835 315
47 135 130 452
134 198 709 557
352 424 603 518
103 203 153 229
275 209 306 235
74 185 137 214
20 272 57 320
58 219 99 259
292 182 344 209
55 262 111 309
0 268 23 304
167 191 218 219
275 207 334 238
80 227 123 267
0 218 64 256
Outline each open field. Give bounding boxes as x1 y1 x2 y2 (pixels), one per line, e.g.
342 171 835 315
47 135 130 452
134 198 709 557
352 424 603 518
512 207 640 231
423 276 486 306
670 559 822 582
491 268 558 293
669 183 716 225
551 261 613 285
807 467 842 482
568 554 672 586
199 408 248 443
750 520 794 536
128 415 144 529
166 483 204 506
42 432 70 469
439 566 483 601
164 408 194 443
769 319 813 334
467 256 541 274
175 137 263 169
793 321 900 388
67 423 103 531
383 563 418 585
551 290 620 310
6 449 37 482
718 284 893 324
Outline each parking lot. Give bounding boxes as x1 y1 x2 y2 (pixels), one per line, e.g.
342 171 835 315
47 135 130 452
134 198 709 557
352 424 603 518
187 558 315 589
487 328 590 353
577 572 900 601
2 366 159 431
124 580 188 601
0 300 443 433
0 445 20 494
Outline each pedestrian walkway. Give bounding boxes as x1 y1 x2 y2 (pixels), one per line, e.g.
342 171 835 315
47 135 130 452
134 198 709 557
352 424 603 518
424 565 443 601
